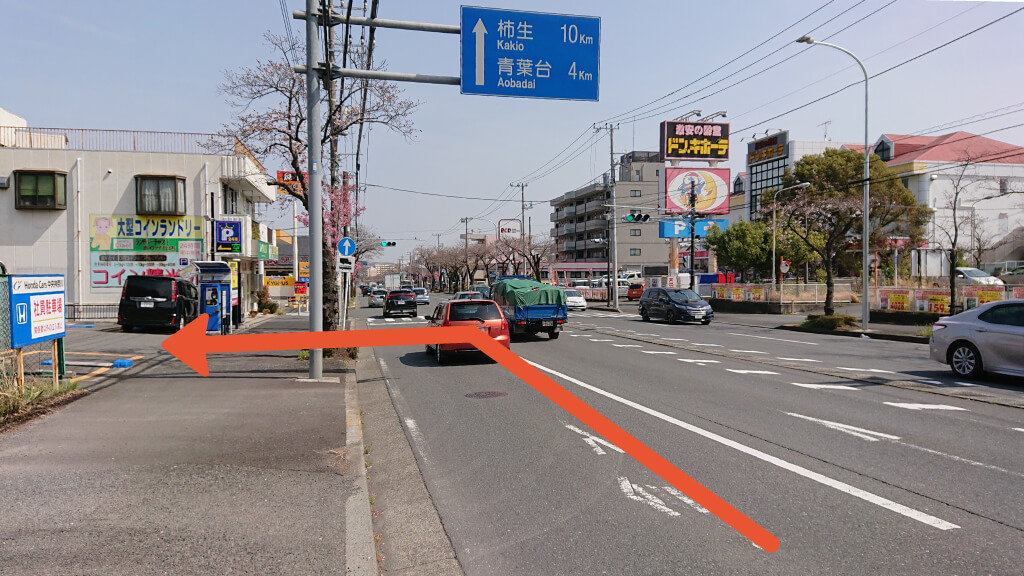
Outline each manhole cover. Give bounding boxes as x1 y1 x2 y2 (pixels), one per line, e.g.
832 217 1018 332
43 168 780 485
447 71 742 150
465 391 508 399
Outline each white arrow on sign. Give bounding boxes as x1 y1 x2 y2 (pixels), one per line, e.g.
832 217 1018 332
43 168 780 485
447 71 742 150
473 19 486 85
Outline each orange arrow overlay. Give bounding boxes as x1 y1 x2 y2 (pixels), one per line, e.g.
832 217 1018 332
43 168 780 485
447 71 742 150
162 314 780 552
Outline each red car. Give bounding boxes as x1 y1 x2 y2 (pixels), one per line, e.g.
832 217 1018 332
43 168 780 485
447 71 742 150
425 299 511 364
626 282 645 301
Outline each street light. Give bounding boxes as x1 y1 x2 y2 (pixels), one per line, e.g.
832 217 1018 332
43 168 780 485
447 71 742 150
771 182 811 303
674 109 702 121
797 35 871 330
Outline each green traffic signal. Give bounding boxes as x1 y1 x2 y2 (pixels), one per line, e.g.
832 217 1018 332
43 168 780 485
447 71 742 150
380 241 397 247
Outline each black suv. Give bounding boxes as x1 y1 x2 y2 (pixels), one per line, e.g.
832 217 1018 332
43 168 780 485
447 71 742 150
384 289 418 318
638 287 713 325
118 275 200 332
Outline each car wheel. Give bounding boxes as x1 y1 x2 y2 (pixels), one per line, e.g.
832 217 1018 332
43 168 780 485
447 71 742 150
121 324 133 333
666 310 677 324
548 330 560 340
948 341 983 378
425 344 432 356
383 310 390 318
172 315 184 333
641 308 650 322
435 344 446 364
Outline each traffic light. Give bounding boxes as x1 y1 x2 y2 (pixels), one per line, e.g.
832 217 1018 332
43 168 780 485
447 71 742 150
380 241 397 247
621 213 650 223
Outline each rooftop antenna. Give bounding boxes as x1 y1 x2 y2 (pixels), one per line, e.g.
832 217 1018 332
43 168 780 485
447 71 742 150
818 119 832 141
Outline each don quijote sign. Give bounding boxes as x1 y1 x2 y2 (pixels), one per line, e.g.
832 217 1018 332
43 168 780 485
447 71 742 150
660 121 730 161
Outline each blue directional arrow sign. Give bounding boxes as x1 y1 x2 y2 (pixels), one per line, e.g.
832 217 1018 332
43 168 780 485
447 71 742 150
337 236 356 257
460 6 600 101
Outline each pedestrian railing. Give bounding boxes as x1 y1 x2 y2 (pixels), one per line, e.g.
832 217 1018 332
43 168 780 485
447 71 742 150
65 303 118 321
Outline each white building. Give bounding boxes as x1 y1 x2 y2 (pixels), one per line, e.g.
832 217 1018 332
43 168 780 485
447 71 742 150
0 110 277 317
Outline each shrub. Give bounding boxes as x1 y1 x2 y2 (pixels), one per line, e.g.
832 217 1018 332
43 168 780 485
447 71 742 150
802 314 859 330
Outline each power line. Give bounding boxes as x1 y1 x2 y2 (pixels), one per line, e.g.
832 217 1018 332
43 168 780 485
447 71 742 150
364 183 522 202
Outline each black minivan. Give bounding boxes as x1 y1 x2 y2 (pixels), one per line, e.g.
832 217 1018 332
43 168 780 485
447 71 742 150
638 287 714 325
118 275 200 332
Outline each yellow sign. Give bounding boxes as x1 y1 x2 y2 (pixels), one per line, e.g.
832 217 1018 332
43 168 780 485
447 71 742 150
265 277 295 287
227 261 239 289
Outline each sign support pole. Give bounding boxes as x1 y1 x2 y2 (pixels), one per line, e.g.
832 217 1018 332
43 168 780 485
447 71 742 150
15 348 24 393
341 272 350 331
52 339 59 390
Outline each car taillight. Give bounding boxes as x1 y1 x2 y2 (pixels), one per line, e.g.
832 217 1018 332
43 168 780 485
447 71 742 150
932 323 946 331
170 282 178 301
557 319 565 324
501 319 508 331
518 320 526 325
120 283 128 300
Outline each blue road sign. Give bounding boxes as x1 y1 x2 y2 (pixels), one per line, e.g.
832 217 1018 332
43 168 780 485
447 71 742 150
337 236 356 257
8 275 66 349
460 6 600 101
658 219 729 239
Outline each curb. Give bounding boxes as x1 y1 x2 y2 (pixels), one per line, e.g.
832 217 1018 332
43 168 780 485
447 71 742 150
776 324 929 344
345 368 378 576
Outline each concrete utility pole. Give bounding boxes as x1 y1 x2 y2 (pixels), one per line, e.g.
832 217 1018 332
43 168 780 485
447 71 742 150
600 123 619 309
303 0 324 379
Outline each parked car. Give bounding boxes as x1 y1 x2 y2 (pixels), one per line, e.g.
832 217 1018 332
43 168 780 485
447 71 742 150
639 287 714 325
359 284 371 296
384 289 418 317
564 289 587 311
930 299 1024 378
413 287 431 305
626 282 645 301
571 279 592 289
470 285 492 299
998 266 1024 285
117 275 200 332
955 267 1004 286
454 291 480 300
368 289 387 307
424 299 510 363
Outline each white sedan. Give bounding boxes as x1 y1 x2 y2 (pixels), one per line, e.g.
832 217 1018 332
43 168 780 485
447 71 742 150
564 289 587 311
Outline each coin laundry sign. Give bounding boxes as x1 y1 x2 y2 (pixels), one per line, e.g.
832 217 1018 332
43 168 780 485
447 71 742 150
8 275 66 348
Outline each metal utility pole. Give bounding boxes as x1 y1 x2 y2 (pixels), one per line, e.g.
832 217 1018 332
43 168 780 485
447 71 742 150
302 0 324 379
595 123 619 309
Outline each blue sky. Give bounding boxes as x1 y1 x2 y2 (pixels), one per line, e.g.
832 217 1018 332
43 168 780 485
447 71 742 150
5 0 1024 261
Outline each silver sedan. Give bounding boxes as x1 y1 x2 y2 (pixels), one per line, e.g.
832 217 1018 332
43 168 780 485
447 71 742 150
929 299 1024 378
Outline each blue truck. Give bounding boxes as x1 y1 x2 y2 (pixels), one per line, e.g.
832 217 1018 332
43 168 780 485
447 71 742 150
490 278 567 339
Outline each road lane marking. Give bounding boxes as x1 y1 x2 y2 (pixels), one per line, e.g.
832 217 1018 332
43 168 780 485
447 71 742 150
618 477 680 517
786 413 900 442
730 350 767 354
777 357 822 362
678 359 720 364
728 333 818 346
836 367 894 374
954 381 982 387
613 344 642 348
565 423 624 455
791 383 860 391
1014 428 1024 433
691 343 722 347
634 333 659 336
384 318 396 322
884 402 967 411
589 339 614 342
662 337 688 341
726 369 779 375
659 485 710 514
917 380 943 385
526 360 959 531
642 351 677 355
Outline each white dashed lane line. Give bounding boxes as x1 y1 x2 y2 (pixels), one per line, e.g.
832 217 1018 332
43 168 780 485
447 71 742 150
884 402 967 411
791 382 860 391
678 359 720 364
729 350 767 354
613 344 642 348
726 369 779 375
641 351 676 355
777 357 821 362
727 332 818 345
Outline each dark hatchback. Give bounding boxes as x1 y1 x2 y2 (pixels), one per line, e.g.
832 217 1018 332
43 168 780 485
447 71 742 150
639 287 714 325
384 289 418 317
118 275 200 332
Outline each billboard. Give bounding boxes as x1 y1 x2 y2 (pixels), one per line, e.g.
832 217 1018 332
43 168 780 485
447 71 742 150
663 167 731 215
9 275 66 348
658 219 728 238
275 170 308 193
498 219 522 240
90 215 203 288
747 131 789 165
215 221 243 253
660 121 730 161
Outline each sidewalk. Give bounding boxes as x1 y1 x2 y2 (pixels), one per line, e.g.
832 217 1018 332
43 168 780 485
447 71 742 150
713 303 929 338
0 315 367 575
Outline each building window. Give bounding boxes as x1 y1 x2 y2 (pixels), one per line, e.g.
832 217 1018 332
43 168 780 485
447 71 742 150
630 229 641 236
635 170 641 180
630 189 641 198
1000 178 1009 196
629 248 641 256
222 185 239 214
874 140 891 161
14 171 67 210
137 176 186 215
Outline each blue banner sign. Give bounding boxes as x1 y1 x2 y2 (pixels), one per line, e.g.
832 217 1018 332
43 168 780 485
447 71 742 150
9 275 66 349
460 6 600 101
658 219 729 238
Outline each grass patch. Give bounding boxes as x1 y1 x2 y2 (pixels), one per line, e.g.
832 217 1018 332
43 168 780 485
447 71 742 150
801 314 860 331
1 379 80 427
298 349 310 360
916 325 933 338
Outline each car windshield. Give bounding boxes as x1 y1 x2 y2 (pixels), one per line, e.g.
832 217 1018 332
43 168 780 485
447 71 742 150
413 288 427 295
629 284 643 289
565 290 581 297
372 290 386 296
961 268 988 277
472 287 491 298
666 289 702 303
123 277 172 299
448 302 502 321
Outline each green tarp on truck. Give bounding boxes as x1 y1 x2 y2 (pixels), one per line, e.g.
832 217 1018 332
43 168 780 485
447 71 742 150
491 279 567 307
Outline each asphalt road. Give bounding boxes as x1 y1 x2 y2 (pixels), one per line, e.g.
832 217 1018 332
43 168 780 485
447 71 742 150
356 294 1024 575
